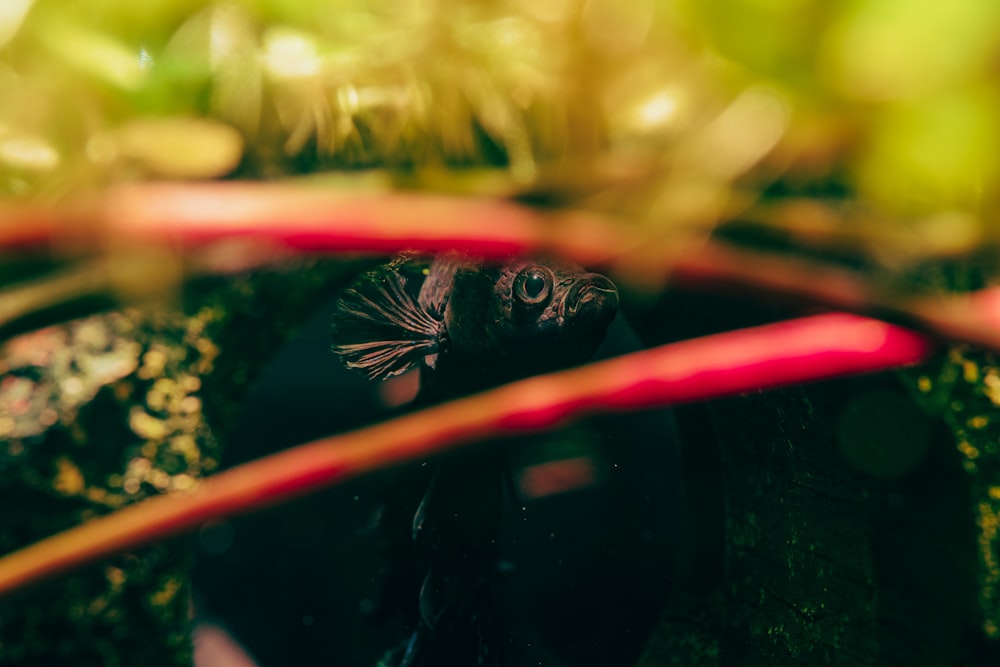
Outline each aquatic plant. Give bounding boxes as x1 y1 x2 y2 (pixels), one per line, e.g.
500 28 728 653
2 0 1000 665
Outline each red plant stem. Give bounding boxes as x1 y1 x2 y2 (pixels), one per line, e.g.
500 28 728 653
670 243 1000 352
101 183 628 264
4 182 999 350
0 313 933 596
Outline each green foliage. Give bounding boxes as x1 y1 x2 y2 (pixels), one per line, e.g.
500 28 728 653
4 0 998 261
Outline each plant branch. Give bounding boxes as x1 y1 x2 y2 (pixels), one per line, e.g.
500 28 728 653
0 312 932 596
4 182 999 349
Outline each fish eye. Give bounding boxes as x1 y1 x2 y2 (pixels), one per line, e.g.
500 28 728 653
513 267 553 306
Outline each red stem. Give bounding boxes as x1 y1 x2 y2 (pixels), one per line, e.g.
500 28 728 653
101 183 627 263
4 182 998 350
0 313 933 596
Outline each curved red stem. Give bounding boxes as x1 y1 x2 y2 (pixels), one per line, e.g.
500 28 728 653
0 313 933 596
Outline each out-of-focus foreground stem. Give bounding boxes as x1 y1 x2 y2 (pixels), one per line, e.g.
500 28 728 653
4 182 1000 349
0 313 932 596
5 182 628 262
675 243 1000 352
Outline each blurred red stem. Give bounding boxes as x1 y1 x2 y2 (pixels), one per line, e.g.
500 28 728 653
0 312 932 596
4 182 999 349
101 183 625 263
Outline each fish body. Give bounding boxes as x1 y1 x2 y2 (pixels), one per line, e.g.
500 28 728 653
332 253 619 666
333 253 618 398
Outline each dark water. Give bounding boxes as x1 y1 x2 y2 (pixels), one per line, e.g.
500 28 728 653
193 298 689 667
190 286 996 667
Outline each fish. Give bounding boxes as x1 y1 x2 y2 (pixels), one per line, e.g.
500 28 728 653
333 252 619 397
331 252 619 666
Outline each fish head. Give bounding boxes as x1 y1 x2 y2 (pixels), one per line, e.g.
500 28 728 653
434 257 618 391
332 253 619 398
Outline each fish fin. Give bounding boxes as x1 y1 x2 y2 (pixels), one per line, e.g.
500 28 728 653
418 252 466 317
332 261 444 380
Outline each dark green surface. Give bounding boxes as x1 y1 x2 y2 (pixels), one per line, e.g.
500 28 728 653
0 261 356 666
632 292 999 667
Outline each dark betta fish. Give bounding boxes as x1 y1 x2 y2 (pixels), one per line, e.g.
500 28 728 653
332 253 619 666
333 252 618 397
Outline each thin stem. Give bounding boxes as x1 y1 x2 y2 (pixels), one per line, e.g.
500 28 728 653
670 242 1000 350
3 182 998 349
101 182 629 264
0 260 111 329
0 312 932 596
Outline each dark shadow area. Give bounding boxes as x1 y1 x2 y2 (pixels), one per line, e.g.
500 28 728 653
194 299 686 667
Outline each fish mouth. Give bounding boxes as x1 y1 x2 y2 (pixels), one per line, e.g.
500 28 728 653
564 273 619 321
